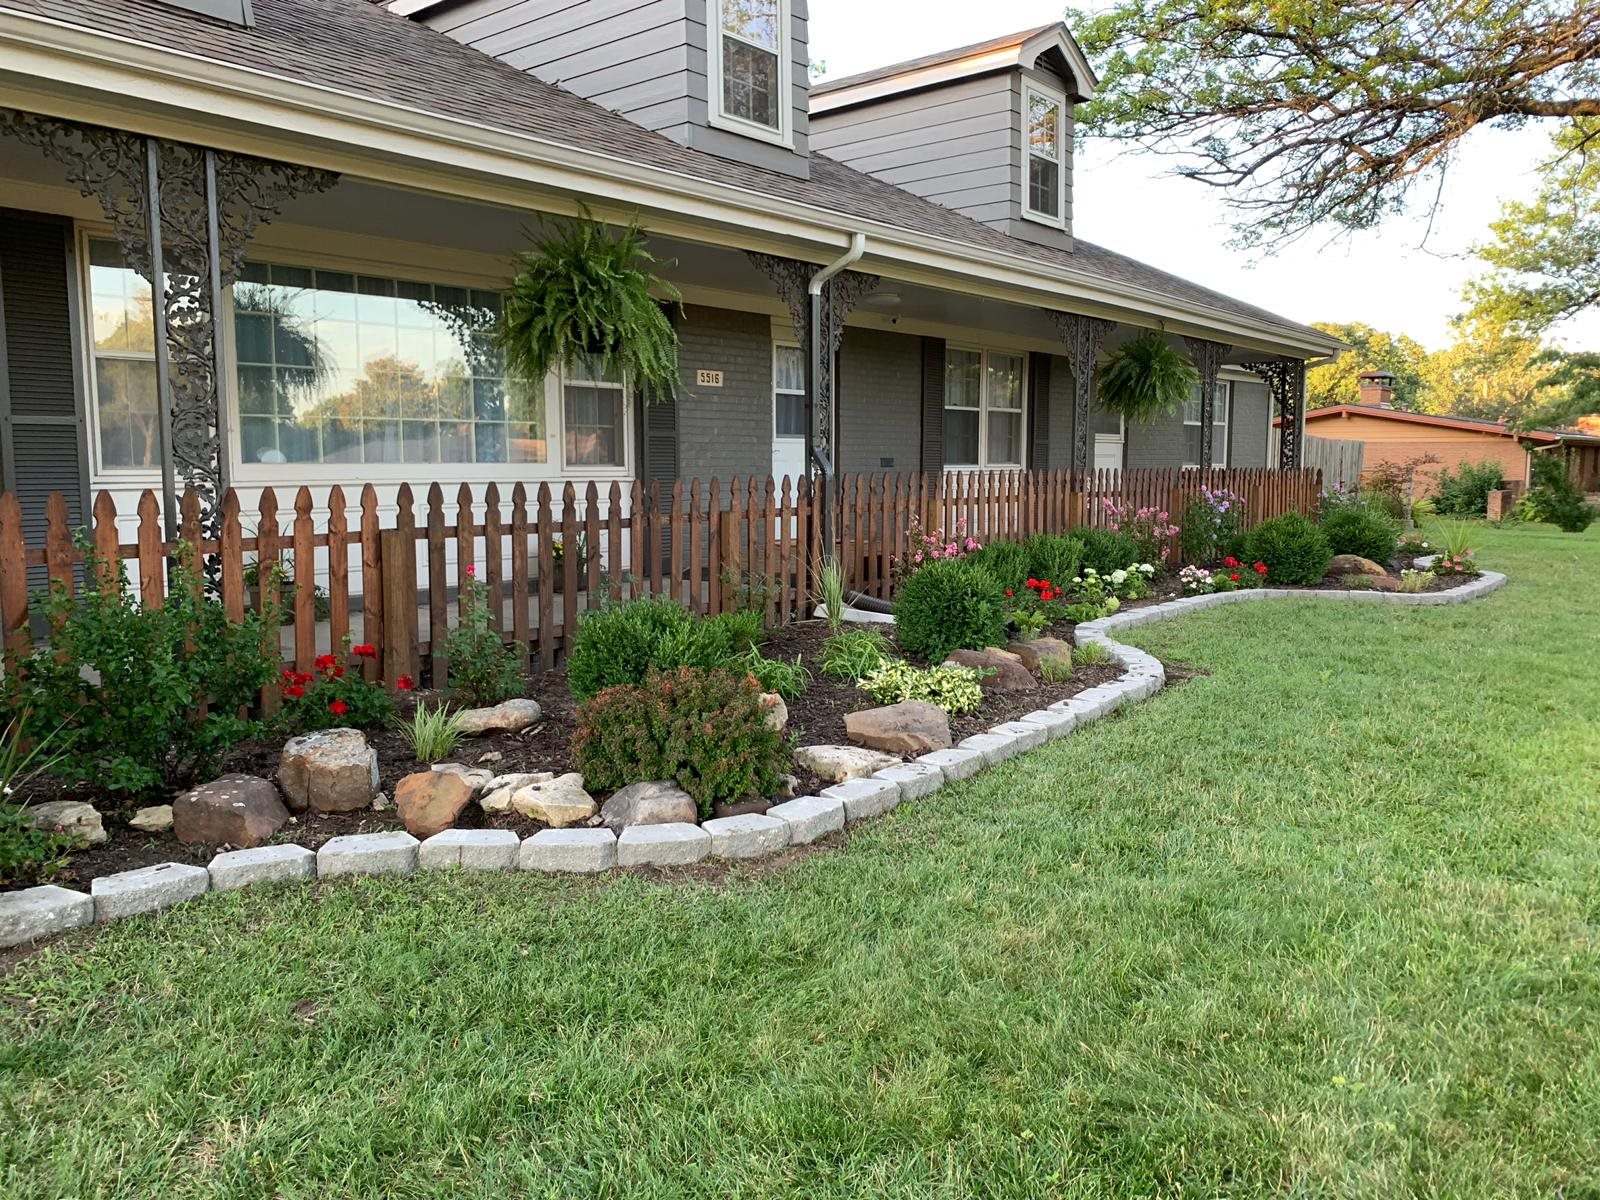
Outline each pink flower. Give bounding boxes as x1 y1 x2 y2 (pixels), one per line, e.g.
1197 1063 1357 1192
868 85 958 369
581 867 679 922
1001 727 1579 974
465 564 476 577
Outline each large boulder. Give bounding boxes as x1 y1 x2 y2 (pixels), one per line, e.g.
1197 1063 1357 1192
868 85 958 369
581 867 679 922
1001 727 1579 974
600 781 698 830
1328 554 1387 577
25 800 105 847
278 728 379 814
844 702 952 754
510 773 596 827
945 647 1037 694
1007 637 1074 676
479 772 554 814
173 774 289 848
455 699 542 736
794 744 900 784
395 770 475 839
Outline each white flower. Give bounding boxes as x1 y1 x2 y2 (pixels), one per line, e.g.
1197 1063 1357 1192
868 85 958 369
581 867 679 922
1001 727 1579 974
1111 569 1128 584
1139 563 1156 574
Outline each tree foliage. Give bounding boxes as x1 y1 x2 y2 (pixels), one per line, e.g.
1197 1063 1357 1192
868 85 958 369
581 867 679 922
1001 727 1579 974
1417 314 1559 423
1075 0 1600 242
1306 322 1430 411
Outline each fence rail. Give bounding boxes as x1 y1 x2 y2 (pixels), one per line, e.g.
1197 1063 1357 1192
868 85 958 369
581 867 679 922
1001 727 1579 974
0 466 1321 702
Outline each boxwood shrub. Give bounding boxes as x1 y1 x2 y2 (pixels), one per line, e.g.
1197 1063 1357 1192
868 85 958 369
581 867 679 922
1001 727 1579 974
1024 533 1085 589
1320 503 1400 564
565 598 760 702
892 558 1007 663
1242 513 1333 585
1077 528 1141 574
967 540 1029 592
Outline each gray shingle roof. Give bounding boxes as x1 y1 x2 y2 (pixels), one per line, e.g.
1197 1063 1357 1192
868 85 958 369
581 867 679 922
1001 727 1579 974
812 25 1057 95
8 0 1334 349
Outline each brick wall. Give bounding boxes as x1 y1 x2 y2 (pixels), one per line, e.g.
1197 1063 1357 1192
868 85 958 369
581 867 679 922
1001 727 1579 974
839 327 922 474
674 304 774 489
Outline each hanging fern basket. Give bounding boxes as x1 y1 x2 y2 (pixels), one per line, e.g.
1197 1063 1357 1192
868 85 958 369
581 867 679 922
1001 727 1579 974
498 212 681 398
1096 331 1200 424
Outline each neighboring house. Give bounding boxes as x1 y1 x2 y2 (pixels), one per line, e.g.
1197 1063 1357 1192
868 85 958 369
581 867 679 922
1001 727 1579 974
1296 372 1600 495
0 0 1342 558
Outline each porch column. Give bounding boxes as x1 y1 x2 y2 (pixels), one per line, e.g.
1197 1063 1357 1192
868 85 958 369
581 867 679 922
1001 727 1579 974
1242 357 1307 469
1183 336 1230 470
746 253 879 553
1046 312 1116 475
3 109 336 536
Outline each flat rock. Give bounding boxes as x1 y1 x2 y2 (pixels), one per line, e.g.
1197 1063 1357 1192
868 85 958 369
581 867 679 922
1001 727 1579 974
455 698 542 736
760 692 788 731
208 844 316 892
957 730 1025 767
873 762 943 801
395 770 475 839
1006 637 1074 675
418 828 519 871
128 804 174 834
519 828 617 873
173 774 289 848
480 772 555 814
793 744 900 784
25 800 105 848
316 831 419 878
918 747 986 781
844 702 952 755
430 762 494 791
279 728 378 814
511 772 596 827
616 822 711 868
946 647 1037 693
766 795 845 844
0 885 93 949
819 777 901 822
601 780 698 830
704 813 790 859
1329 554 1387 577
91 861 210 922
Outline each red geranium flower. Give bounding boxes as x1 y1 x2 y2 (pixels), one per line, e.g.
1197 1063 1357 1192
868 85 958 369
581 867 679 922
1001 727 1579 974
395 674 414 691
1253 562 1268 575
1224 556 1240 568
352 643 376 658
1004 589 1014 597
332 665 345 679
329 699 348 716
315 652 337 671
284 684 304 699
1229 572 1240 582
1026 578 1038 589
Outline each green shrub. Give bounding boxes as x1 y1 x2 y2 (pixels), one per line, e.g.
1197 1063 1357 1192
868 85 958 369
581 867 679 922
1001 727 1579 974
277 642 397 733
1024 533 1085 590
1038 657 1074 684
967 540 1030 592
573 667 789 817
859 659 985 716
1320 503 1400 564
398 702 467 762
3 545 278 798
820 628 891 681
1432 459 1505 517
1525 453 1598 532
1398 569 1435 593
566 597 750 702
733 645 809 700
443 571 524 708
1077 528 1140 575
892 558 1007 663
1242 513 1333 585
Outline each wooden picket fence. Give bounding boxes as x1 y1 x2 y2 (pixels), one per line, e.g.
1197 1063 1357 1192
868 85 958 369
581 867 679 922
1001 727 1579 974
0 466 1320 704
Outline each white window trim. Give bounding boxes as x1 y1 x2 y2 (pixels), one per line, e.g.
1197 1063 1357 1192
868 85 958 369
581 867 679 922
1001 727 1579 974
942 344 1028 471
1182 380 1231 469
76 227 634 490
1021 81 1068 230
772 340 806 443
708 0 795 149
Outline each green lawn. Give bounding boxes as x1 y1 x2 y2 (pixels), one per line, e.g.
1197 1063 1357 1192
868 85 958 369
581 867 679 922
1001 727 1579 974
4 524 1600 1199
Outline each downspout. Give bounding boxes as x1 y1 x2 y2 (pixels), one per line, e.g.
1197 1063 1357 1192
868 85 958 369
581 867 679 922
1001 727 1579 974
805 232 866 564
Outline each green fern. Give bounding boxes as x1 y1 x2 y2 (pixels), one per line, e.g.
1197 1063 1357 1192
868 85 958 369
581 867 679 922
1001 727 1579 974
499 211 681 397
1097 331 1200 424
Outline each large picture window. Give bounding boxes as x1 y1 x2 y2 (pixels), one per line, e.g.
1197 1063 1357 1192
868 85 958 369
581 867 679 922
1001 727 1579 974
82 241 630 477
944 347 1025 469
713 0 789 142
1183 381 1230 467
1023 84 1066 227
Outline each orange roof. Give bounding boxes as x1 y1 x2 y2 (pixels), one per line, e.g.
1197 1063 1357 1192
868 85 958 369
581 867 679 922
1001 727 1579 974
1292 405 1562 444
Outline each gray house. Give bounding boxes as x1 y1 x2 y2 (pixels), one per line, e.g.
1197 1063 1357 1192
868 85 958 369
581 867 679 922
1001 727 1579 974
0 0 1340 554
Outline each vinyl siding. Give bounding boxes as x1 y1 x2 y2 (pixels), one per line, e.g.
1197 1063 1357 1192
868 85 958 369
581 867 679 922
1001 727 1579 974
838 327 921 474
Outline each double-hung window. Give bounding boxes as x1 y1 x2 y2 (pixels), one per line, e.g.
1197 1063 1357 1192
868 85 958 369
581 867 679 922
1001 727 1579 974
1023 83 1066 227
713 0 790 143
87 239 160 471
944 348 1025 469
774 344 806 438
1182 381 1230 467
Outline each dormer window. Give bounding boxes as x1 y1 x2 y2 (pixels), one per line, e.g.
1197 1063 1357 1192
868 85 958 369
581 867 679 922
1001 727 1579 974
711 0 792 146
1023 83 1066 227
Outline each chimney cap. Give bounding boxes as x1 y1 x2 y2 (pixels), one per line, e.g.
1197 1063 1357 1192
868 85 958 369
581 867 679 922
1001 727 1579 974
1358 370 1396 383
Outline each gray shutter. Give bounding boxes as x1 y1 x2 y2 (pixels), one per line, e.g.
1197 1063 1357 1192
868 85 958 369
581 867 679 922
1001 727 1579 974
1028 352 1051 471
640 304 680 488
920 335 945 475
0 211 90 587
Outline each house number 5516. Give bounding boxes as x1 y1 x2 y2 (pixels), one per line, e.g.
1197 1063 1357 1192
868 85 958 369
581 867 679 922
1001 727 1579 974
696 369 724 387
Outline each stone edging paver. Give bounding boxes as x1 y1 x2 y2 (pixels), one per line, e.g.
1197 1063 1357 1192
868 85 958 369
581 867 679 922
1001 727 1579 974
0 570 1508 950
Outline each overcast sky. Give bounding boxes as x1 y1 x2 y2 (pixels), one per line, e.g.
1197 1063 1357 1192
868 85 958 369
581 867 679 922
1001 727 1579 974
808 0 1599 352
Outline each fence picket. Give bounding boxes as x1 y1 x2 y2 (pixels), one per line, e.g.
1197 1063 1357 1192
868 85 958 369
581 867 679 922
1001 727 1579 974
360 484 383 683
484 483 504 636
327 485 350 653
536 483 555 673
427 483 448 690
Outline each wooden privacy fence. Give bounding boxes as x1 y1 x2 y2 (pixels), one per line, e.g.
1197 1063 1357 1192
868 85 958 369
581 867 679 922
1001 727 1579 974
0 466 1321 701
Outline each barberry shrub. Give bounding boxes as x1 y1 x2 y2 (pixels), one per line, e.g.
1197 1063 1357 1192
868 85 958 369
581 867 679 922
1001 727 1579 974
443 569 523 707
2 544 278 799
573 667 789 816
1242 513 1333 585
277 641 397 733
892 558 1007 663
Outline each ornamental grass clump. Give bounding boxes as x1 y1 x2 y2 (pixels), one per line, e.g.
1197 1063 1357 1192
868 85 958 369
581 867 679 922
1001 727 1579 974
573 667 789 817
1241 513 1332 585
399 702 467 763
892 558 1007 663
820 628 891 682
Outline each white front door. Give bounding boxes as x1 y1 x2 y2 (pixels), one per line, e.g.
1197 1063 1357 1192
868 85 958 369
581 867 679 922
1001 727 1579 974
1094 433 1124 474
773 343 807 482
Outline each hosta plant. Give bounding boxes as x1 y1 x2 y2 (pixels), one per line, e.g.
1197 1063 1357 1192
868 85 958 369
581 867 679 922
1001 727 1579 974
858 660 986 717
